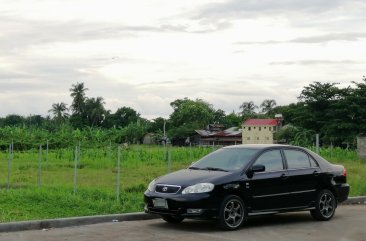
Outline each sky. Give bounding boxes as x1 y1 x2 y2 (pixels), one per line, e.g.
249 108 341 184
1 0 366 119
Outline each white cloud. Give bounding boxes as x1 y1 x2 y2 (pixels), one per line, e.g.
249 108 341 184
0 0 366 119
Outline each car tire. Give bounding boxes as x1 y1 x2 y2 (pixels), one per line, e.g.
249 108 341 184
218 195 246 231
310 189 336 221
162 215 184 223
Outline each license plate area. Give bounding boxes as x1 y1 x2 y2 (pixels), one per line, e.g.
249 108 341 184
153 198 168 209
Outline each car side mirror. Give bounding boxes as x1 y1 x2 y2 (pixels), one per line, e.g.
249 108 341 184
246 164 265 178
252 164 265 173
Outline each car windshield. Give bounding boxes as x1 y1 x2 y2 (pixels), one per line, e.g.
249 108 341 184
190 148 259 172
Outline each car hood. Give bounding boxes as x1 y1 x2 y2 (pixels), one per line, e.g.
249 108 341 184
155 169 234 187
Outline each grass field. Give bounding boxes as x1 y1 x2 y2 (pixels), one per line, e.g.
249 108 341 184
0 145 364 222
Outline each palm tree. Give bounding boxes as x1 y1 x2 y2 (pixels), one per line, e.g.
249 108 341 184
48 102 69 123
70 82 88 115
260 99 277 115
84 97 106 127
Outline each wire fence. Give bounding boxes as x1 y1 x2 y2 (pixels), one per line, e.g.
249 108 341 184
0 141 214 202
1 138 358 201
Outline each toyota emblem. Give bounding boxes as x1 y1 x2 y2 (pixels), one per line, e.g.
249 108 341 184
162 187 168 192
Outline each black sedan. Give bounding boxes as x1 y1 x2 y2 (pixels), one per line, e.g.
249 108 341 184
144 144 349 230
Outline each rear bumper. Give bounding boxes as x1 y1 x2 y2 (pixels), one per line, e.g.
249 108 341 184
334 183 350 203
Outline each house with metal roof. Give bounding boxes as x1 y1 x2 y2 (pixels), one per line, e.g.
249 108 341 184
242 119 279 144
194 125 242 146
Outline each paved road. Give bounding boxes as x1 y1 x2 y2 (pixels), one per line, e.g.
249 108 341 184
1 205 365 241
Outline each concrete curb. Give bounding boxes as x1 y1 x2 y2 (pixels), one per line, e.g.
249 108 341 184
0 212 159 233
0 196 365 233
342 196 366 205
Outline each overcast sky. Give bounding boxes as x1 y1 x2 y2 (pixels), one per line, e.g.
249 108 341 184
1 0 366 119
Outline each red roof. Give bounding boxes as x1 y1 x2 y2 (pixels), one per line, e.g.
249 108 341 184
243 119 278 126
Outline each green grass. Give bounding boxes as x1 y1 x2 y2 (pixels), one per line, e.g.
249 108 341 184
0 145 364 222
0 145 212 222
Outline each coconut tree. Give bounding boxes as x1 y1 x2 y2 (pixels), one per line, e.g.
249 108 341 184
48 102 69 124
260 99 277 115
84 97 106 127
70 82 88 115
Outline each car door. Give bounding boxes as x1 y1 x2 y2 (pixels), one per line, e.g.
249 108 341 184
246 149 291 211
283 149 321 207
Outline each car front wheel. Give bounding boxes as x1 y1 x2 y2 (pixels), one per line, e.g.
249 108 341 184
218 195 246 230
311 189 336 221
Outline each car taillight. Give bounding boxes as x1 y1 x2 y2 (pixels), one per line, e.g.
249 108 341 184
342 168 347 177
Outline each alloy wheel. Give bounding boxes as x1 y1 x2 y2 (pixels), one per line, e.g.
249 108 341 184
223 199 244 228
319 193 335 218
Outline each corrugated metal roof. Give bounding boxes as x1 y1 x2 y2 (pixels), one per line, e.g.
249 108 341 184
243 119 278 126
195 127 242 137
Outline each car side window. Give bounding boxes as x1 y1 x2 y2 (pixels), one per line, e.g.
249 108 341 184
254 150 283 172
284 149 311 169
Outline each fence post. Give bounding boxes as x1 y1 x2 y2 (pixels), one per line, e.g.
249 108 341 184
189 142 192 161
316 134 320 154
7 143 11 190
109 140 112 163
38 145 42 187
168 144 171 173
73 146 78 194
116 145 121 203
330 142 333 158
162 140 167 164
46 140 49 163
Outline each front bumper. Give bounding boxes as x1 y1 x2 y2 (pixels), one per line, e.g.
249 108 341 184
144 190 220 219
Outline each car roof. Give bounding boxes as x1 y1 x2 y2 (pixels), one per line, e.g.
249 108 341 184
223 144 293 149
223 144 332 170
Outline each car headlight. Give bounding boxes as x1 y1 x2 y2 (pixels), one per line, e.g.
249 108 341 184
182 183 214 194
147 179 156 192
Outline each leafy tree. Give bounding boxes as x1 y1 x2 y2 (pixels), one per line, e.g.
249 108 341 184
239 101 257 118
3 114 24 127
169 98 215 139
223 111 243 128
350 76 366 134
147 117 166 133
213 109 226 125
112 107 140 128
25 115 45 128
298 82 343 133
119 122 146 144
169 98 215 128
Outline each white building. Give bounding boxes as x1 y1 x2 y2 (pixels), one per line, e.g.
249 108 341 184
242 119 278 144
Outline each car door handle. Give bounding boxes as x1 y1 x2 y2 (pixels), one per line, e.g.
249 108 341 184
313 171 319 176
280 173 288 180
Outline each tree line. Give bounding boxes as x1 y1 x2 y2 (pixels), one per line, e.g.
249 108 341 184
0 77 365 148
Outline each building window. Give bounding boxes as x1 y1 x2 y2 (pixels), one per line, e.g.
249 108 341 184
257 137 259 140
254 126 256 129
248 127 251 131
243 127 245 130
247 137 250 140
264 126 267 129
259 127 261 131
269 127 272 131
